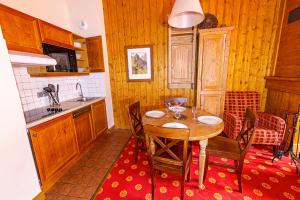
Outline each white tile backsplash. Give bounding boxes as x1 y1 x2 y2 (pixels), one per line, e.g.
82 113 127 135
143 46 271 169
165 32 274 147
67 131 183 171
12 67 106 111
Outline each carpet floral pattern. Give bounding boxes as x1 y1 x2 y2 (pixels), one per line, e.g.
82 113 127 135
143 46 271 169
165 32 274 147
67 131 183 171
95 138 300 200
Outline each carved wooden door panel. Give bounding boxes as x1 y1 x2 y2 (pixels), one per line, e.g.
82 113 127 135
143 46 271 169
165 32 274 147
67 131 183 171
168 27 197 88
196 27 233 117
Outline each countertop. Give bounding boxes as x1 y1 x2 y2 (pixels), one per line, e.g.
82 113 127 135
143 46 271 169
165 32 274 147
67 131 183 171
25 97 105 129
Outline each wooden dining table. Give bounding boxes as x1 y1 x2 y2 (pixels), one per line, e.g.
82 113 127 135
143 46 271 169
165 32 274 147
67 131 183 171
142 108 224 189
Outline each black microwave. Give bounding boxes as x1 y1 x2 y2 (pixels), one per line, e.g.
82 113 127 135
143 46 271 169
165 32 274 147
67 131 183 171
42 43 78 72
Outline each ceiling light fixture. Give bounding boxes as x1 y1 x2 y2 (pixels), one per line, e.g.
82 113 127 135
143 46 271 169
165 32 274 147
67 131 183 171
168 0 205 28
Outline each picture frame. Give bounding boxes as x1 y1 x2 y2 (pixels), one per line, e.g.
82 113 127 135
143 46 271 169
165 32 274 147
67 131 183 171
125 45 153 81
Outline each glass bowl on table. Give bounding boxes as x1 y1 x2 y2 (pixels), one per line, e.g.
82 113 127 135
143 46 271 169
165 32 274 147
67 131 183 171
169 105 186 120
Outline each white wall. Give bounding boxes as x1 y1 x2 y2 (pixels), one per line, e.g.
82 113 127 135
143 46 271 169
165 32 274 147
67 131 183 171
66 0 114 128
0 0 71 31
0 28 41 200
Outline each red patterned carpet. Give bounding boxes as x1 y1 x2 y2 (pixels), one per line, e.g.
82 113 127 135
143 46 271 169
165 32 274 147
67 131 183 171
94 138 300 200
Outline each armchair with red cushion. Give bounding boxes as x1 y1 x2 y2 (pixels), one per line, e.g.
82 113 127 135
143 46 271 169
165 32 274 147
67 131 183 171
223 91 286 148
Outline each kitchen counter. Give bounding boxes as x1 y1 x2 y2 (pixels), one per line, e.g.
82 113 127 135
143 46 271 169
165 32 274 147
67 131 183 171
25 97 105 128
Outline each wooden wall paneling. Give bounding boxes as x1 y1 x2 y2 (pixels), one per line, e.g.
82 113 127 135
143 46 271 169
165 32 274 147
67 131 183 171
232 0 249 91
267 0 286 96
112 0 121 127
223 0 233 26
121 0 130 128
269 0 287 76
255 0 270 93
248 0 266 92
151 0 159 107
110 0 118 126
216 0 224 23
123 0 132 126
158 0 166 106
118 0 128 128
266 0 287 77
241 0 258 91
257 0 278 106
156 0 162 106
223 0 241 91
103 0 285 128
256 0 272 105
143 0 151 108
130 0 138 121
275 0 300 77
138 0 147 115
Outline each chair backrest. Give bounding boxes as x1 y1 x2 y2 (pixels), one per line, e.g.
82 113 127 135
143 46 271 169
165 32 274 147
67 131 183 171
224 91 260 121
237 108 259 157
144 124 190 167
165 97 188 107
128 101 143 137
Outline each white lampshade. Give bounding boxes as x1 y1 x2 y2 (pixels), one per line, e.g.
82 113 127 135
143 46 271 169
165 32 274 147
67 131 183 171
168 0 205 28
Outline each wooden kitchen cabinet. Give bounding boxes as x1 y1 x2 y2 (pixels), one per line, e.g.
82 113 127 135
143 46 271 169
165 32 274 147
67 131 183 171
86 36 105 72
0 4 42 53
168 27 197 88
92 100 107 137
38 20 74 49
73 106 94 151
29 114 78 185
196 27 233 117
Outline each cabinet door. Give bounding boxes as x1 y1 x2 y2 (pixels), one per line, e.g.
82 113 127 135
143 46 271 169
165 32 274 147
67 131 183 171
168 27 196 88
29 114 78 184
92 100 107 137
74 111 94 151
0 4 42 53
170 42 193 84
38 20 73 49
196 27 233 117
198 34 227 91
199 94 224 117
86 36 105 72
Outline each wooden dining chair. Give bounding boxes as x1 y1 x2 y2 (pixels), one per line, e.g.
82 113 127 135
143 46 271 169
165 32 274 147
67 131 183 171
144 124 192 200
203 108 258 193
165 97 188 107
128 101 145 163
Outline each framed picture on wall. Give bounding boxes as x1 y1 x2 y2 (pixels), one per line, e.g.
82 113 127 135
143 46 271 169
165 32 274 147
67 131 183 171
125 45 153 81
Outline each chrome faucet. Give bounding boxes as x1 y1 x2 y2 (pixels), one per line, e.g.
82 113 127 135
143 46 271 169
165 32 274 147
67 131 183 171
76 82 83 98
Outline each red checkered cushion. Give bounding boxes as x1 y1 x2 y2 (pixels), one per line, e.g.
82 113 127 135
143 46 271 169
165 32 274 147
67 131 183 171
253 126 281 145
224 91 260 122
223 91 286 146
223 112 242 139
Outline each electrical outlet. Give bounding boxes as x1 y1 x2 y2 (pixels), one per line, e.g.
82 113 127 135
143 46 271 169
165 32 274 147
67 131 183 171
37 91 47 98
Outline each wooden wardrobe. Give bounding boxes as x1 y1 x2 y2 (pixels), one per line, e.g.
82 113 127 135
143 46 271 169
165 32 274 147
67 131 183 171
195 27 233 117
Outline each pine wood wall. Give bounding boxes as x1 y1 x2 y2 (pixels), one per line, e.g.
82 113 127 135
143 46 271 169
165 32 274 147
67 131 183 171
103 0 285 128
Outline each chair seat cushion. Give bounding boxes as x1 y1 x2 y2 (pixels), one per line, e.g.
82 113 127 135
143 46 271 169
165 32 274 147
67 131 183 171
252 125 280 145
206 136 241 159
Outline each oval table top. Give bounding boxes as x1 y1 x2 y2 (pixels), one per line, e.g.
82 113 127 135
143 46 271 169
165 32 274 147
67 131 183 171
142 108 224 141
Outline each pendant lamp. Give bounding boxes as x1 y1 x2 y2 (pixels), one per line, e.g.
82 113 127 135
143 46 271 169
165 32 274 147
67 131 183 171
168 0 205 28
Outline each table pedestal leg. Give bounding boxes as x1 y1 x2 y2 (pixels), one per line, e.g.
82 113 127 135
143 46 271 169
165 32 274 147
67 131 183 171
198 139 208 189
